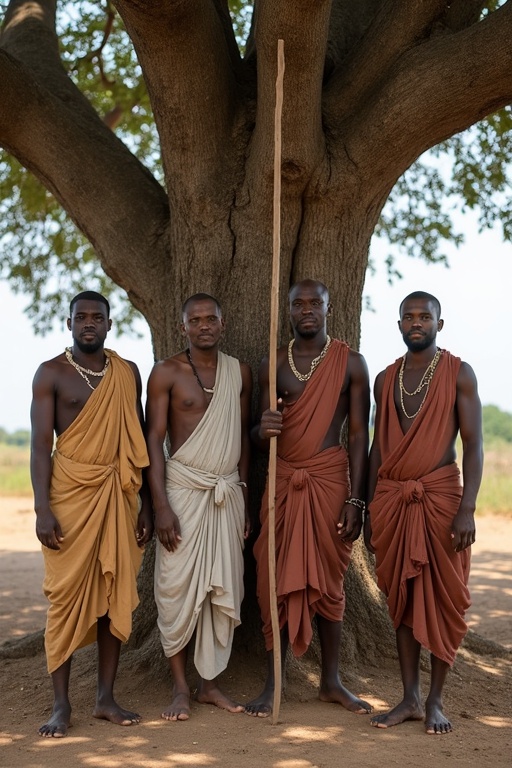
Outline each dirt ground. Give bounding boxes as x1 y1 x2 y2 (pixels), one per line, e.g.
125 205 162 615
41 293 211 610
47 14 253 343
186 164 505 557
1 496 511 768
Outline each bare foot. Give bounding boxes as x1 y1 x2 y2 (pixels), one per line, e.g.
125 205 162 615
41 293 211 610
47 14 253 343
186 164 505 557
244 688 273 718
425 700 452 734
38 702 72 738
371 698 424 729
196 681 244 713
93 699 141 726
319 681 372 714
162 691 191 721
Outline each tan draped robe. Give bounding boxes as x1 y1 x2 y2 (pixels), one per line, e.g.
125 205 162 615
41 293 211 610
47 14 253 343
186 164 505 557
154 352 245 681
254 340 353 657
44 350 149 673
370 350 470 665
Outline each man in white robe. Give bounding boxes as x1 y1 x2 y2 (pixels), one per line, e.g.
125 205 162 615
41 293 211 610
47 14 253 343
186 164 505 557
146 294 252 721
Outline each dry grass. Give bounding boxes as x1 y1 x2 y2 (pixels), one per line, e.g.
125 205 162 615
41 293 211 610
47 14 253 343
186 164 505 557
0 443 31 496
1 441 511 515
477 444 512 516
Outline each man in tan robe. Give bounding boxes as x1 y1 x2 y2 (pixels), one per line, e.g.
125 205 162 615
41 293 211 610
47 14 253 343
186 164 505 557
146 293 252 721
366 291 483 735
246 279 371 718
31 291 151 738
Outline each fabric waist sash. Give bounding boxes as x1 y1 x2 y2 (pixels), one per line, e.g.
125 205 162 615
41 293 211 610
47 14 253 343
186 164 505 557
166 458 242 506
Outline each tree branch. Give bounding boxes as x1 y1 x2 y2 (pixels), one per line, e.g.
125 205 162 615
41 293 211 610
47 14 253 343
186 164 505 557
325 0 387 77
248 0 333 186
113 0 240 211
443 0 486 32
2 0 100 123
343 1 512 195
2 0 58 62
324 0 450 123
212 0 244 77
0 2 170 316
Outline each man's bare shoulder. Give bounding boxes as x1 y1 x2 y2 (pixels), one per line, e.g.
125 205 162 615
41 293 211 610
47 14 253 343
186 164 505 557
458 359 477 376
346 346 369 377
347 346 367 364
39 351 68 367
456 360 479 391
34 353 68 379
149 353 187 382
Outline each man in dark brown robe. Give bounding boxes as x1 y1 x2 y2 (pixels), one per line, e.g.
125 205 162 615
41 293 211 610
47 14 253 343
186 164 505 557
246 279 371 717
366 291 483 735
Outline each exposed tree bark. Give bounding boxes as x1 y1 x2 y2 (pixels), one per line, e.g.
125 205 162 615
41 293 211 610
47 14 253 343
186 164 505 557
1 0 511 670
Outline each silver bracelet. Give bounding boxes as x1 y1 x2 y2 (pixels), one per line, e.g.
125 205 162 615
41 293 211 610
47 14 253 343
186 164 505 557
345 497 366 512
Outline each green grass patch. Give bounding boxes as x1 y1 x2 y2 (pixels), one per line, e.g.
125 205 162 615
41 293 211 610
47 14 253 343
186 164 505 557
0 443 32 496
477 443 512 516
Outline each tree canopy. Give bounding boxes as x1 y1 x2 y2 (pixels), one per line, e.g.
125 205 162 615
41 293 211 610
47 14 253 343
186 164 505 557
1 1 512 339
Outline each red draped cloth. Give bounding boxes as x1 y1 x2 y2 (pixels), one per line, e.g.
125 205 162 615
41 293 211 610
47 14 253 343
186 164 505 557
370 351 471 665
254 340 353 657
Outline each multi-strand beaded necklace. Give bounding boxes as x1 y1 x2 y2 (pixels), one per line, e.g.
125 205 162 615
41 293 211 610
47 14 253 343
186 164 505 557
398 348 442 419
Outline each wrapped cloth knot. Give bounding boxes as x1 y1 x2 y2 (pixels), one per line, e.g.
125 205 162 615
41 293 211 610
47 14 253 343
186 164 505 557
214 476 228 506
402 479 424 504
291 468 308 490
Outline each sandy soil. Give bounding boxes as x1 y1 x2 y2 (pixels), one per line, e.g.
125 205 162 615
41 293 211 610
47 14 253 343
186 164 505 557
1 496 511 768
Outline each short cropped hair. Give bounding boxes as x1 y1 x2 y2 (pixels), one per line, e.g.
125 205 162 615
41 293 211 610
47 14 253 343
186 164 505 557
182 293 222 317
399 291 441 319
288 279 329 302
70 291 110 316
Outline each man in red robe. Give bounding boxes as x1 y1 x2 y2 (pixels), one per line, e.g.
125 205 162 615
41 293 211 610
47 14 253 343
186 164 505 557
366 291 483 735
246 279 371 717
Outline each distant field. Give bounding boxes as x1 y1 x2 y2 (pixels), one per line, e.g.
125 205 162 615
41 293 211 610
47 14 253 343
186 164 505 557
0 441 510 515
0 443 31 496
477 445 512 516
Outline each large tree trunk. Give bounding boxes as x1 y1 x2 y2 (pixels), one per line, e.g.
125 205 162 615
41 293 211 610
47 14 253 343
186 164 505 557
2 0 512 671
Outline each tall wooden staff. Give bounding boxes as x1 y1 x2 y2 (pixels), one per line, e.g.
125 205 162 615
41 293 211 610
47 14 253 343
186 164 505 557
268 38 285 726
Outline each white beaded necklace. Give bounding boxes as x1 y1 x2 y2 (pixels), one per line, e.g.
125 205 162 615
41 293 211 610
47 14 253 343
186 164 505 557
65 347 110 391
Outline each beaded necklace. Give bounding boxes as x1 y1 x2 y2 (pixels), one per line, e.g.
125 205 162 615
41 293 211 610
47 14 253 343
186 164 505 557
65 347 109 391
398 348 441 419
287 335 332 382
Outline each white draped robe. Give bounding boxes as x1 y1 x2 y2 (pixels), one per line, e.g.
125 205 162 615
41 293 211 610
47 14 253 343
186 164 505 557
154 352 245 680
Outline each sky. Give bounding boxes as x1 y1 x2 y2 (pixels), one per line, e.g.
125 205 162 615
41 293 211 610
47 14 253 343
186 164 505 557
1 215 511 433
